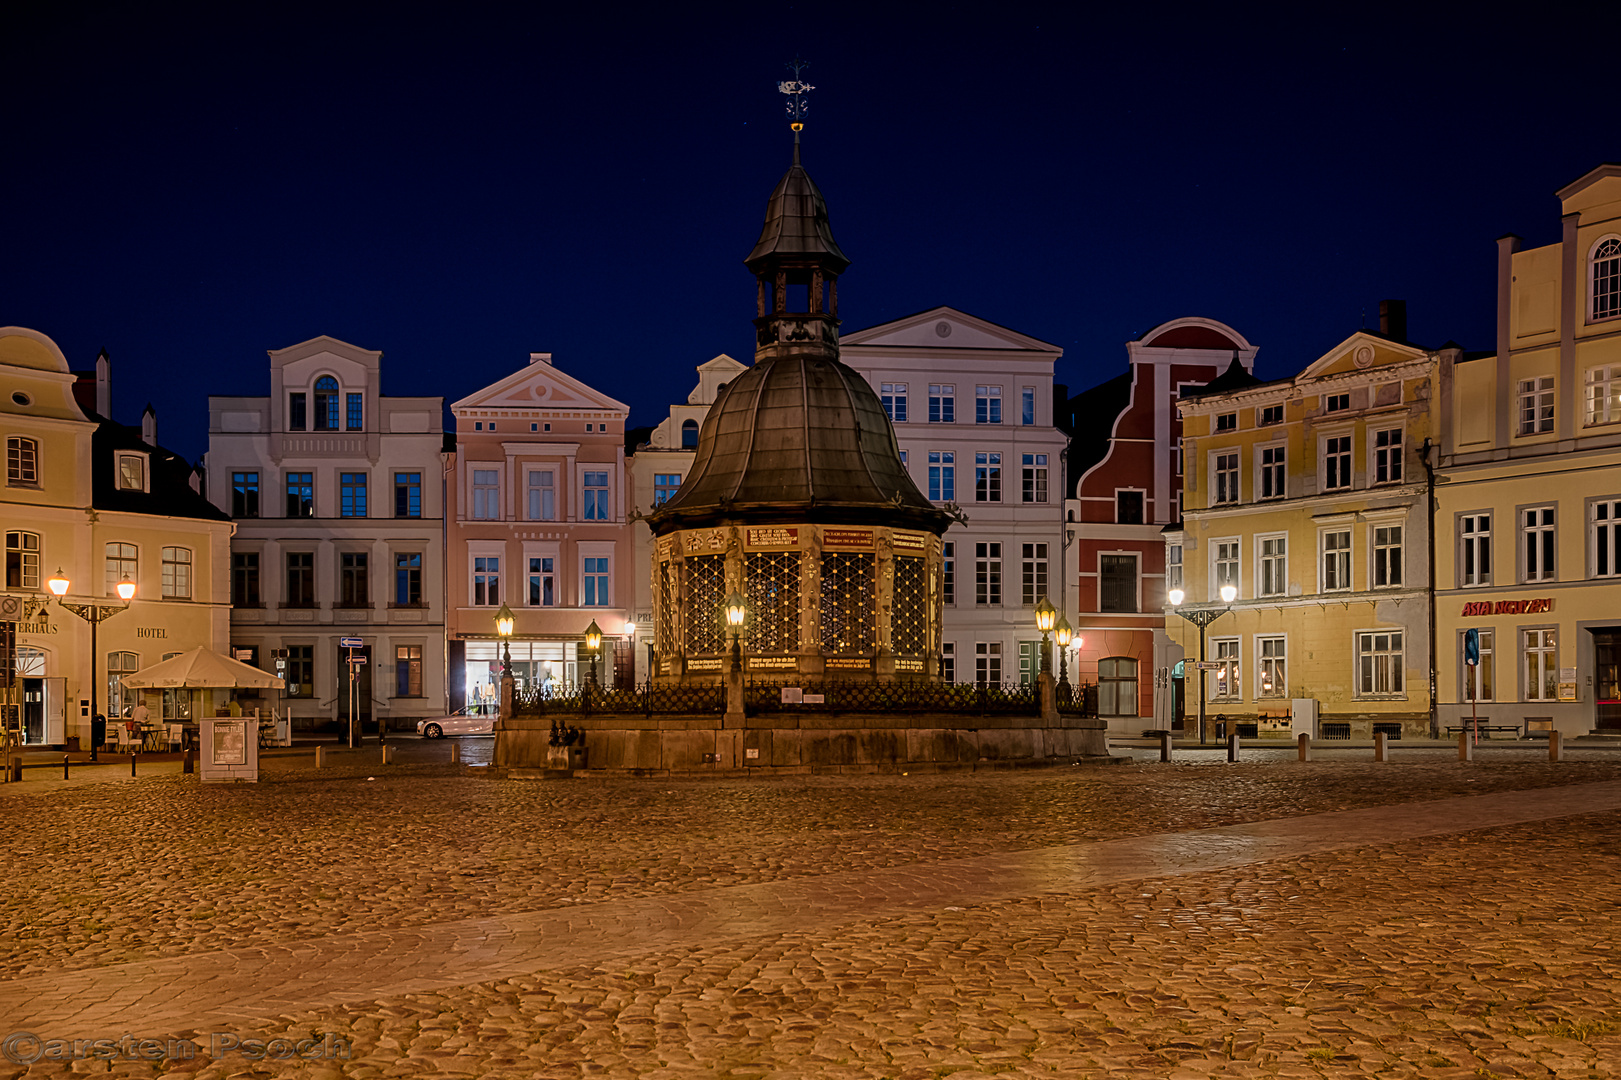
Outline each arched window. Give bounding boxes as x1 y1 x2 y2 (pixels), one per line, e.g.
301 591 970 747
1098 656 1139 717
15 645 46 677
6 530 40 590
6 436 38 485
314 375 340 431
1594 237 1621 322
681 419 699 449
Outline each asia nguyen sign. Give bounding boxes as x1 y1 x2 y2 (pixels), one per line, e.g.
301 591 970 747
1460 598 1553 617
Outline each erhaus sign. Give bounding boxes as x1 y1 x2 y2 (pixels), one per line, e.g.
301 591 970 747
1460 598 1553 617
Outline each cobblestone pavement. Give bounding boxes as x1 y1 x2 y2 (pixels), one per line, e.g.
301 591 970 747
3 754 1621 1077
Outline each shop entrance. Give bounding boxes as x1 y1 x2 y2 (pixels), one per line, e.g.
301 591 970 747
22 678 43 743
1594 630 1621 731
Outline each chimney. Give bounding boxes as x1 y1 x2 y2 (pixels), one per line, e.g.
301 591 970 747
1379 299 1408 343
96 348 111 417
529 352 553 366
141 403 157 447
188 464 202 494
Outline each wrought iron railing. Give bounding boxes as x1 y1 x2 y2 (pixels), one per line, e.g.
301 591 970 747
1056 683 1099 718
744 679 1041 715
512 681 726 717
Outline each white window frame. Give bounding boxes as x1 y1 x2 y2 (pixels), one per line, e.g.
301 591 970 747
928 451 955 502
469 544 504 607
1460 512 1493 587
1210 637 1240 702
581 469 611 522
161 546 193 600
881 382 908 423
1591 497 1621 578
6 436 39 486
1214 411 1238 432
975 541 1002 607
527 468 557 521
1463 628 1494 703
974 641 1002 686
1211 537 1239 601
1212 450 1239 505
1321 432 1353 491
1586 364 1621 426
524 542 560 607
1256 403 1284 427
1257 442 1285 500
1319 527 1352 593
1256 635 1286 698
928 384 955 423
1165 541 1183 596
1372 426 1403 484
579 542 614 607
1256 533 1287 598
1370 522 1402 589
975 385 1002 425
1591 234 1621 323
1524 628 1558 701
1355 629 1405 698
1521 505 1556 583
1021 386 1036 426
5 530 41 590
470 465 501 521
1517 376 1555 435
116 451 149 493
105 542 138 596
1324 392 1350 414
974 453 1002 503
1022 454 1049 504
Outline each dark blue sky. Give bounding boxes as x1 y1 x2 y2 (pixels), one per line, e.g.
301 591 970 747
5 3 1618 463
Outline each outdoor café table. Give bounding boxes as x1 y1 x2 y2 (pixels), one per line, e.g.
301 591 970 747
142 724 165 751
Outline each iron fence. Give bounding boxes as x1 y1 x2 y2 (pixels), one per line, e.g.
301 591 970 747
1056 683 1099 718
512 681 726 717
744 679 1042 715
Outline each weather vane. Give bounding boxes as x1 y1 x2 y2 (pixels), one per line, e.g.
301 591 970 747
779 58 813 132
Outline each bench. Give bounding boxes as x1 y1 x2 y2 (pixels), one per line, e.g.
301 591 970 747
1444 724 1521 739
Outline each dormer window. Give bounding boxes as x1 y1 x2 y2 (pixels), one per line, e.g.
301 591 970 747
314 376 339 431
1325 393 1350 413
1593 236 1620 321
117 452 147 492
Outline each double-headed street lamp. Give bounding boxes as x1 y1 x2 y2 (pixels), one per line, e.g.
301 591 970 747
44 569 137 761
1168 584 1236 745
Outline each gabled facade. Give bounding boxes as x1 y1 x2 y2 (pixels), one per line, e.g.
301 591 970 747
1064 317 1254 730
1435 163 1621 737
205 335 446 732
447 353 631 706
1167 323 1440 739
842 307 1066 686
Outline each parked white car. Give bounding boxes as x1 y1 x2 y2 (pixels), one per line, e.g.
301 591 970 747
416 706 496 739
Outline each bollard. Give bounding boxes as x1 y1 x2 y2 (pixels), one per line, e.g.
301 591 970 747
6 754 19 782
1297 733 1311 761
63 754 70 780
1374 731 1388 763
315 745 326 768
1159 731 1173 762
1458 730 1473 762
1227 733 1240 762
383 745 394 765
1549 729 1563 762
182 748 194 775
450 741 460 764
131 752 137 777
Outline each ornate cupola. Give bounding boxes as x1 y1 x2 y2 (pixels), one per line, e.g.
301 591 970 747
745 135 850 364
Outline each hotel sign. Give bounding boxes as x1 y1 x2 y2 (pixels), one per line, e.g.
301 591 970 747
1460 598 1553 617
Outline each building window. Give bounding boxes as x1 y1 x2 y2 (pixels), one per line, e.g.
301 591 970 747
1594 500 1621 577
1321 529 1351 592
288 392 306 431
940 642 955 682
1099 553 1137 613
1325 393 1350 413
346 392 363 431
231 552 259 607
1356 630 1404 696
929 384 955 423
528 470 556 520
974 453 1002 502
1523 507 1555 582
528 557 555 606
1021 387 1035 426
161 547 192 599
1373 428 1403 484
1525 629 1557 700
1465 628 1494 702
1258 636 1286 697
105 542 137 595
472 470 499 519
974 641 1002 686
340 552 368 607
1115 489 1142 524
231 471 259 517
1211 638 1239 700
1166 542 1183 595
975 542 1001 606
942 541 955 606
681 419 698 448
1260 445 1284 499
314 375 339 431
928 452 955 502
582 471 610 521
6 437 38 485
1586 365 1621 426
394 472 422 518
117 453 145 492
1022 454 1049 503
583 557 609 606
1594 236 1621 321
285 551 315 607
1218 538 1238 596
395 552 422 606
1518 377 1555 435
1174 438 1184 476
1098 657 1138 716
395 645 422 697
284 646 313 698
1259 535 1286 597
881 383 907 422
1461 514 1492 586
473 556 501 606
975 385 1001 424
1323 436 1352 490
1214 451 1238 504
653 473 682 506
1020 543 1049 606
107 651 140 717
340 473 367 517
285 472 314 517
1372 525 1402 588
1258 404 1283 426
1215 412 1237 431
5 531 40 590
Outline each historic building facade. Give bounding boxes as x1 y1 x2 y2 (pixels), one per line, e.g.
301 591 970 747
842 307 1067 687
1062 317 1254 731
204 335 447 732
446 353 633 704
1167 319 1441 739
5 327 230 748
1434 163 1621 738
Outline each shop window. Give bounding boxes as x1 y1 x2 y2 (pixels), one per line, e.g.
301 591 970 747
1464 628 1494 703
1525 629 1557 700
106 651 140 718
284 646 314 697
1210 639 1239 700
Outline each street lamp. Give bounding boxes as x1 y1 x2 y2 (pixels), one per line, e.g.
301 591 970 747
1168 584 1236 745
47 570 137 761
1034 595 1057 676
722 590 747 673
584 618 603 688
495 602 515 678
1054 613 1073 701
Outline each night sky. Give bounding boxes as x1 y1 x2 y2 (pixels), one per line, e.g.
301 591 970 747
5 3 1618 465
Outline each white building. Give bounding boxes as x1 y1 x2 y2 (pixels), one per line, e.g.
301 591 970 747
204 336 448 733
842 307 1069 685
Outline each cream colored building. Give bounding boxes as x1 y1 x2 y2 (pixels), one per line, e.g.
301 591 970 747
4 327 231 748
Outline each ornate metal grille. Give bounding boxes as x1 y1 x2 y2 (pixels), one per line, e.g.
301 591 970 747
683 554 726 654
892 555 926 655
655 560 675 659
746 551 800 653
820 552 875 654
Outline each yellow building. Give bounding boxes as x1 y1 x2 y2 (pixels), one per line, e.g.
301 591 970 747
1166 318 1442 738
2 327 231 748
1435 164 1621 738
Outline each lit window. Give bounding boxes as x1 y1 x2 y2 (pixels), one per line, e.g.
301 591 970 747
1586 365 1621 426
1211 638 1239 700
1461 514 1492 586
975 385 1001 424
395 645 422 697
1518 377 1555 434
1321 530 1351 592
1525 629 1557 700
6 437 38 485
1464 629 1494 703
1098 657 1138 715
929 384 955 423
1214 540 1239 597
161 547 192 599
117 454 145 492
1165 543 1183 596
1258 637 1286 698
1523 507 1555 582
1356 631 1404 696
881 383 907 422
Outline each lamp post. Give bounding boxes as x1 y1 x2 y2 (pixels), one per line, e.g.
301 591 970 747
1054 614 1074 702
495 603 515 678
583 618 603 689
46 569 136 761
1168 584 1236 745
722 591 747 674
1034 595 1057 676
